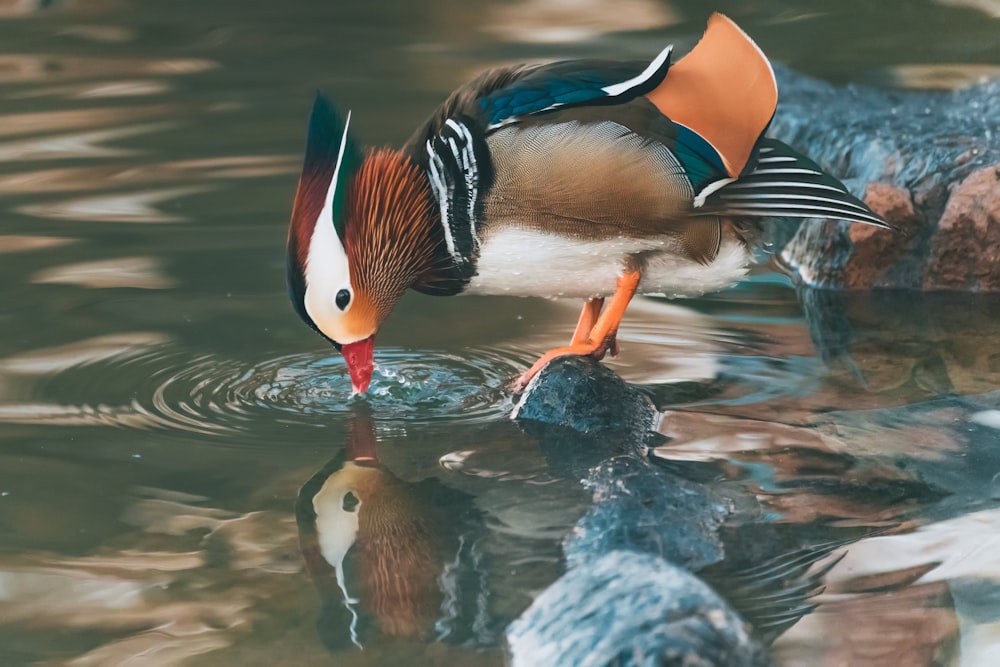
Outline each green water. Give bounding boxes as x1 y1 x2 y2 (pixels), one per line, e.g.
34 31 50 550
1 1 999 665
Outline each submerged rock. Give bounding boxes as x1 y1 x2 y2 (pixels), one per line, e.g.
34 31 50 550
508 364 849 665
771 66 1000 291
507 550 772 667
565 455 731 573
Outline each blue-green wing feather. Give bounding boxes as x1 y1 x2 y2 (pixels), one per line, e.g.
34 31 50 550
476 48 732 196
481 48 672 129
671 125 729 194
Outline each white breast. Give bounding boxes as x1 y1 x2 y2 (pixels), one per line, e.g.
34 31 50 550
465 228 751 299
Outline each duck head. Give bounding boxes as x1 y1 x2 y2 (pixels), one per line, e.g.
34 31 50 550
287 95 439 394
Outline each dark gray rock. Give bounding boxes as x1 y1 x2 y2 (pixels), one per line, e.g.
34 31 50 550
505 361 861 665
508 361 772 664
506 550 772 667
566 455 731 573
511 355 655 435
505 301 881 665
770 65 1000 291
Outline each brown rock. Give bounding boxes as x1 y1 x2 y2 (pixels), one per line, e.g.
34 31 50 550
774 581 959 667
864 182 918 226
843 183 921 289
923 164 1000 291
771 67 1000 291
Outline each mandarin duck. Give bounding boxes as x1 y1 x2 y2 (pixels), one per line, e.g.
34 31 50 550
296 410 480 647
287 13 888 394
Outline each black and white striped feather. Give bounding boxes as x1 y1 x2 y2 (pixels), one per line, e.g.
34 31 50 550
424 117 493 268
699 138 890 228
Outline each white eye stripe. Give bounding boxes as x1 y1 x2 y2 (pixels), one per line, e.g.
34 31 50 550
303 216 351 334
304 134 353 340
324 110 353 220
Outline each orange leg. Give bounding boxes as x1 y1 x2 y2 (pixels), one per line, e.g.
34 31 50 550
571 298 621 356
571 298 604 345
513 271 641 392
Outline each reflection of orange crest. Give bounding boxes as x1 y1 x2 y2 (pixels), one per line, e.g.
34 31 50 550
354 471 440 638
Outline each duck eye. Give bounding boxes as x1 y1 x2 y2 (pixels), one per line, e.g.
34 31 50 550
335 289 351 311
342 491 359 512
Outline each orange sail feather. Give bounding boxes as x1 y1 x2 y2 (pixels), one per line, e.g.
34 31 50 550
646 13 778 178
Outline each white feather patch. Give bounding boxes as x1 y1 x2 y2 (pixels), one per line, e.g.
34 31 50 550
693 176 736 208
303 111 355 343
313 468 363 648
466 228 749 299
602 45 673 96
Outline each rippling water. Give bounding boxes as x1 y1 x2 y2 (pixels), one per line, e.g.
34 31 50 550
13 345 530 436
1 1 999 665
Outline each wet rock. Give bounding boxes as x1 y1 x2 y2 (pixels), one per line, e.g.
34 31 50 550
771 66 1000 291
511 355 655 434
505 342 885 665
505 450 843 664
507 550 772 667
924 165 1000 290
565 455 731 573
510 367 768 664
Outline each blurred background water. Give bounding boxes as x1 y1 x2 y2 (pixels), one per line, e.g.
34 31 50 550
1 0 999 665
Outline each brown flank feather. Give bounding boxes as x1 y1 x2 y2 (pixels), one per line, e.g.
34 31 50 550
344 149 441 326
677 217 722 265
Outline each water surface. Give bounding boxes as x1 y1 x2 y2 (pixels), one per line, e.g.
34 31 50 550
1 1 999 665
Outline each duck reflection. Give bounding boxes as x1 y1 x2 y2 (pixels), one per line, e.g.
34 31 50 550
296 407 485 651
